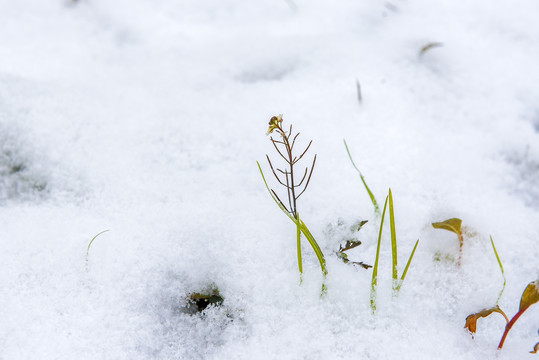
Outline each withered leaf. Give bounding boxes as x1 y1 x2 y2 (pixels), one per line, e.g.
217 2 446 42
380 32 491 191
419 42 443 56
349 261 372 269
531 342 539 354
354 220 368 232
465 306 509 336
520 280 539 312
432 218 462 236
339 240 362 252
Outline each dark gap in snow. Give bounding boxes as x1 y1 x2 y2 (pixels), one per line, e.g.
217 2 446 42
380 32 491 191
0 123 48 203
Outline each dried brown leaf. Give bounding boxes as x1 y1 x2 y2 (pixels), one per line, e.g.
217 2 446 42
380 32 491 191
531 342 539 354
419 42 443 56
465 306 509 335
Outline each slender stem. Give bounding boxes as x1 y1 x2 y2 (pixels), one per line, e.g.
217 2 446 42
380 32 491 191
296 212 303 276
371 196 389 313
343 139 380 215
457 232 464 267
498 308 529 349
490 236 506 305
388 189 398 293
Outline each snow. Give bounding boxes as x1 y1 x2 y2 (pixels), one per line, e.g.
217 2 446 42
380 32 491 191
1 0 538 359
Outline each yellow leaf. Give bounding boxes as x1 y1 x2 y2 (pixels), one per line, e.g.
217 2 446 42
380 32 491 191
432 218 462 235
519 280 539 312
531 342 539 354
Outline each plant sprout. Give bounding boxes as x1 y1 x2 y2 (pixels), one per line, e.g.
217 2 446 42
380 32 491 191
370 189 419 312
432 218 464 267
258 115 327 294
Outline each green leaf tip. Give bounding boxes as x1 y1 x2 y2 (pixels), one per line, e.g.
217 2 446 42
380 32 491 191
86 229 110 257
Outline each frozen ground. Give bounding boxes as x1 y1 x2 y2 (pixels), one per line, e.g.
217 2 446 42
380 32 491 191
1 0 538 359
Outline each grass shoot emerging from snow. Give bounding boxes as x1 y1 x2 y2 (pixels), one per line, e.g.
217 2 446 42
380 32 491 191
370 189 419 313
432 218 464 267
85 229 110 270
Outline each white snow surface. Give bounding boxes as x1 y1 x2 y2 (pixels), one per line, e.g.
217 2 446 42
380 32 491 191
1 1 539 359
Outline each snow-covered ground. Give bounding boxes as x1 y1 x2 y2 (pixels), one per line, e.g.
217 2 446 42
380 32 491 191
1 1 538 359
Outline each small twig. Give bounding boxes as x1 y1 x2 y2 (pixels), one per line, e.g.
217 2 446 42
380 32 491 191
266 155 287 187
293 140 313 165
271 189 290 213
290 132 300 151
296 155 316 199
271 139 290 163
285 170 293 214
294 167 309 188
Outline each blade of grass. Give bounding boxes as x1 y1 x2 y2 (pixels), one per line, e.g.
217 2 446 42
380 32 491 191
297 212 303 278
343 139 380 215
86 229 110 258
490 236 506 305
395 239 419 292
371 195 389 313
85 229 110 270
299 220 327 295
388 189 398 293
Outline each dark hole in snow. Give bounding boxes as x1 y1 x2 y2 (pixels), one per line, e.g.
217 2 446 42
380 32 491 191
184 288 224 314
0 130 48 203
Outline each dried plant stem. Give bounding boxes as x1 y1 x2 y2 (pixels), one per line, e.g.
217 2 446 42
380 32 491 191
457 232 464 267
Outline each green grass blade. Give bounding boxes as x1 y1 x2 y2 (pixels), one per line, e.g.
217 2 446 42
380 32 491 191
371 195 389 313
86 229 110 271
396 239 419 292
343 139 380 215
299 221 327 275
490 236 506 304
86 229 110 258
297 213 303 277
388 189 398 292
299 220 327 295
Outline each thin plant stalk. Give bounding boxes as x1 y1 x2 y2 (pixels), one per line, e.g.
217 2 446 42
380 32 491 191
297 213 303 277
498 309 528 349
343 139 380 215
371 195 389 313
490 236 506 305
388 189 398 293
85 229 110 270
